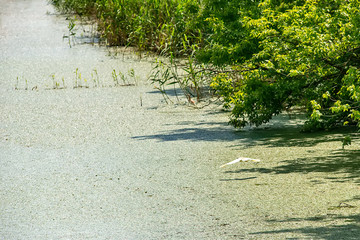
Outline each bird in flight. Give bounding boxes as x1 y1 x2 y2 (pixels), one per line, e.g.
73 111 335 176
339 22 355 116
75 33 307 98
220 157 261 168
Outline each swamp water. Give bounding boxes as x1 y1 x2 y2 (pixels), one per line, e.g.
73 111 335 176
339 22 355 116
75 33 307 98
1 1 360 239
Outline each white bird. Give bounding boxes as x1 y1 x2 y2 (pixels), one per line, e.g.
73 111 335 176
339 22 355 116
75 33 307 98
220 157 261 168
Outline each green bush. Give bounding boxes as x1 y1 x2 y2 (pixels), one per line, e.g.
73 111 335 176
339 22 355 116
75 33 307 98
210 0 360 130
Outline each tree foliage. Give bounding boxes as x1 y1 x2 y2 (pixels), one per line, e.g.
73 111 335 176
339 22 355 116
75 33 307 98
209 0 360 130
195 0 261 66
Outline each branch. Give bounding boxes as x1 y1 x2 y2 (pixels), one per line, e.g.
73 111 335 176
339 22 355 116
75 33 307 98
193 66 259 76
322 58 346 73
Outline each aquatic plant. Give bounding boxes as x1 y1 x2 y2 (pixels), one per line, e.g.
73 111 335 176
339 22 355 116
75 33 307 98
73 68 89 88
128 68 137 85
150 59 175 104
62 77 66 89
45 73 66 90
15 76 30 90
91 68 100 87
14 67 141 91
15 77 19 90
111 68 139 87
150 51 220 105
50 74 59 89
342 135 352 150
112 69 119 86
61 16 77 47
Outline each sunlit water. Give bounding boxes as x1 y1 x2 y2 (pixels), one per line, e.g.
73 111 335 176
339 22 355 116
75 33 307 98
0 0 154 92
2 1 355 240
0 1 253 239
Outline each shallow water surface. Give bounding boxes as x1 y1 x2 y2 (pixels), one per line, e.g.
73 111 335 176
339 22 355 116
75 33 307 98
1 1 360 240
0 1 249 239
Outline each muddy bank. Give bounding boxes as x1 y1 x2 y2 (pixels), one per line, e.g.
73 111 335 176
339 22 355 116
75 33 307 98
1 1 360 239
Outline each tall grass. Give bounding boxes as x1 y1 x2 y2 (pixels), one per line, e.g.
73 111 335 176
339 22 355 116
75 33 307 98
51 0 217 105
51 0 203 56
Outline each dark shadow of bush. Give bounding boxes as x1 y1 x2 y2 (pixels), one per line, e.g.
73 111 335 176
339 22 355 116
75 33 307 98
251 213 360 240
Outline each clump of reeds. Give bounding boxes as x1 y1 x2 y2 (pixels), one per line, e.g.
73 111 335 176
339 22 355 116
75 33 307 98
50 0 203 56
15 68 139 91
50 0 216 105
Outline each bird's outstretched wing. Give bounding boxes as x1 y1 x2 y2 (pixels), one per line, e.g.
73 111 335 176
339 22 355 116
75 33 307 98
220 157 261 168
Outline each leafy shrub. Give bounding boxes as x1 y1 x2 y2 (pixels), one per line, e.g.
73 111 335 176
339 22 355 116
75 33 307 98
210 0 360 130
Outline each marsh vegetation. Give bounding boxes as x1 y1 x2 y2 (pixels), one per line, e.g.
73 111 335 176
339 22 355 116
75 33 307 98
50 0 360 135
15 67 138 91
2 1 360 239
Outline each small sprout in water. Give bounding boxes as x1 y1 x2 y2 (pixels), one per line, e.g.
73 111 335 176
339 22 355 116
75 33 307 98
120 71 126 84
68 17 76 35
342 135 352 149
128 68 135 78
50 73 57 89
128 68 139 85
112 69 119 86
15 76 19 90
74 68 81 88
62 77 66 88
92 69 100 87
66 17 77 47
84 78 89 88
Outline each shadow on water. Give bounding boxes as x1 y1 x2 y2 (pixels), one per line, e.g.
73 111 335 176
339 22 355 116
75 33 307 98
219 127 359 239
147 86 214 97
225 149 360 183
251 213 360 240
133 125 241 142
133 110 358 148
147 89 185 97
219 176 257 182
132 111 360 239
